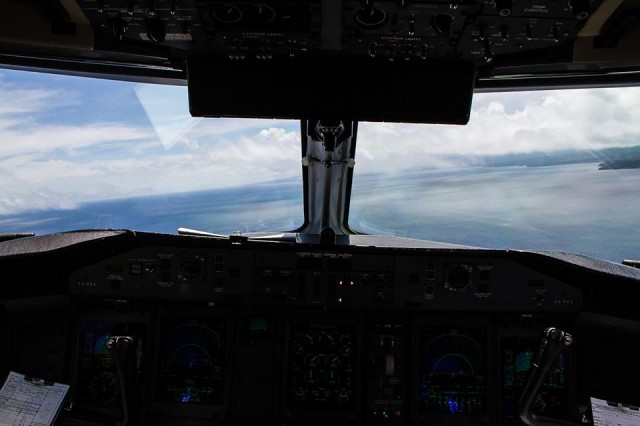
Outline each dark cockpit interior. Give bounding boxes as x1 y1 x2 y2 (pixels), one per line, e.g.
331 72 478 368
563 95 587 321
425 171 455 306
1 0 640 425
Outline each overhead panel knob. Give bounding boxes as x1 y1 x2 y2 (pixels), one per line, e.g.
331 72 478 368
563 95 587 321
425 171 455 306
570 0 590 20
525 23 534 40
109 17 128 41
361 0 374 12
248 4 276 26
500 24 508 40
483 39 493 63
355 6 387 28
431 13 453 36
408 14 416 35
495 0 513 16
148 0 156 16
146 16 166 43
211 3 243 24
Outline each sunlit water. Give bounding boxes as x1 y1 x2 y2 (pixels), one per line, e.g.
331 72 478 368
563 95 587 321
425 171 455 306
1 163 639 263
351 163 640 262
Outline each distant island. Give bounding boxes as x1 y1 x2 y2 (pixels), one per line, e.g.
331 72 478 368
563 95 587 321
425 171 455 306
481 145 640 169
599 156 640 170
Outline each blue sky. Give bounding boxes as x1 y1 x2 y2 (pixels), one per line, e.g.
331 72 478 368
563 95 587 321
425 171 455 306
1 67 640 215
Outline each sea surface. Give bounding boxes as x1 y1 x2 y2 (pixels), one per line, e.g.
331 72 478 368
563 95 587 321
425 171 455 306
1 162 639 263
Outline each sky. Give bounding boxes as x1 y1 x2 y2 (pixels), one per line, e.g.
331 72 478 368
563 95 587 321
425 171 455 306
1 68 640 215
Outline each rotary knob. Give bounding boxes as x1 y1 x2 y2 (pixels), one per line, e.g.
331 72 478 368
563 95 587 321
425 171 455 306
108 17 128 41
431 13 453 36
146 16 166 43
525 23 534 40
570 0 590 20
495 0 512 16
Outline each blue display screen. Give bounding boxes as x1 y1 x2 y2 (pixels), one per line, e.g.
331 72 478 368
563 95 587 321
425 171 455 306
419 327 486 414
501 337 570 424
156 318 226 405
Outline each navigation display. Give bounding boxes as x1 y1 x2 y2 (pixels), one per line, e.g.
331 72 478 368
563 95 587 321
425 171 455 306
419 327 487 414
288 323 356 408
501 336 570 424
156 318 226 405
77 320 146 414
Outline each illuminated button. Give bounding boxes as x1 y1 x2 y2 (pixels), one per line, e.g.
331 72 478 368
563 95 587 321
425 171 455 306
129 263 142 275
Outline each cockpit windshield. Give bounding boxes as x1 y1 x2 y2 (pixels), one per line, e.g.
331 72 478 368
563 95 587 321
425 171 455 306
0 69 303 235
351 88 640 262
2 68 639 262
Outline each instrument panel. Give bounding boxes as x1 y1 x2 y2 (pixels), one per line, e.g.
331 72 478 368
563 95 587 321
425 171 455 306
55 240 584 424
3 231 640 425
500 334 571 424
57 237 587 424
287 323 356 408
75 319 147 418
69 244 582 312
66 306 577 425
418 326 487 416
156 317 226 405
73 0 603 66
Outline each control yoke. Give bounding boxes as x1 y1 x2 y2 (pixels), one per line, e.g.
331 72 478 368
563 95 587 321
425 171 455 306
105 336 135 426
518 327 574 426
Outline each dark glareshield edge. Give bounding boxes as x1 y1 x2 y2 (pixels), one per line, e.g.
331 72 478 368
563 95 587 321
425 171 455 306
186 56 476 125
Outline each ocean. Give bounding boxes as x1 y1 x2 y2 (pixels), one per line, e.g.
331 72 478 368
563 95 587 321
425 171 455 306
1 162 639 263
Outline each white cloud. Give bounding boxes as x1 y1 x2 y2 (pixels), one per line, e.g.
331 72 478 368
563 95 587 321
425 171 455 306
186 117 299 138
0 123 154 158
0 190 79 215
0 75 154 159
0 73 82 117
0 124 301 214
356 87 640 174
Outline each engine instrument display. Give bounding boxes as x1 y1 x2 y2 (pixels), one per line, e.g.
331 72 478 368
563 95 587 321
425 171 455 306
76 320 146 413
368 322 405 423
288 323 356 408
156 318 226 405
419 327 486 414
501 336 570 424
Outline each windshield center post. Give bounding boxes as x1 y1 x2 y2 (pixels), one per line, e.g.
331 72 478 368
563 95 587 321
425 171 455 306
298 120 357 244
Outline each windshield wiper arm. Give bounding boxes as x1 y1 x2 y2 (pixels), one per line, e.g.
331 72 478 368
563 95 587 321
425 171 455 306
177 227 226 238
177 228 297 242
